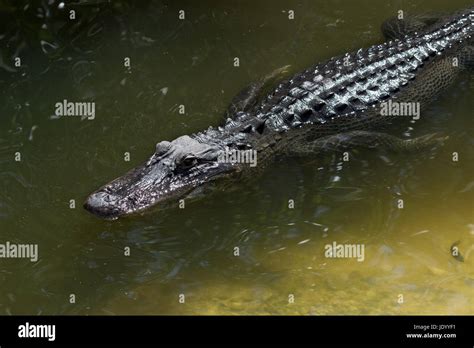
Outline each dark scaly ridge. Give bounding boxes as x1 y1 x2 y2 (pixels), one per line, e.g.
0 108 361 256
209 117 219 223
193 8 473 148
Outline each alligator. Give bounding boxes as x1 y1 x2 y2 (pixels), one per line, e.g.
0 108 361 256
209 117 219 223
84 8 473 220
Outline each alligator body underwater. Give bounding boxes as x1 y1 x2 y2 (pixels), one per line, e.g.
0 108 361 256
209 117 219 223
85 8 474 220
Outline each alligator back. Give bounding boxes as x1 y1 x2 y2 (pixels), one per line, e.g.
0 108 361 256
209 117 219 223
251 8 473 135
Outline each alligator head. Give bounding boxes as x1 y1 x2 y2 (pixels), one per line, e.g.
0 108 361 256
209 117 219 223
84 135 239 219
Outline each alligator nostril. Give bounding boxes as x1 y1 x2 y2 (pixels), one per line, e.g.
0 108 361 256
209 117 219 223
84 191 120 218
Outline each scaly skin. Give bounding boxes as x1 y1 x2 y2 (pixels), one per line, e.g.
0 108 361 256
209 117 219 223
85 8 473 220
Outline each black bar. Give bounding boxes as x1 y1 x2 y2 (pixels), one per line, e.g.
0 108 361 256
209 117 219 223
0 315 472 346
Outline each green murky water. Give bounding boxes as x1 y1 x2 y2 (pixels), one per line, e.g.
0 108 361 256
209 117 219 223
0 0 473 315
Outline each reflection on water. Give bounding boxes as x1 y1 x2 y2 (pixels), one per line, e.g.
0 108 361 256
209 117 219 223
0 0 472 315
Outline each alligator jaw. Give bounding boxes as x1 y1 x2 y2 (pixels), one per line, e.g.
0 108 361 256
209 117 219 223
84 159 170 220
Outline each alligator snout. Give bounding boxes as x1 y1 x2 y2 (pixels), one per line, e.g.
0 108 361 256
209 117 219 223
84 190 122 220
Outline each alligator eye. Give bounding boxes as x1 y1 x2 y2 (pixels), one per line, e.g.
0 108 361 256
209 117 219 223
180 156 198 169
155 141 171 155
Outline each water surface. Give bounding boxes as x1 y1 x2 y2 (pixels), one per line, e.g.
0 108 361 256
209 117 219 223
0 0 472 315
